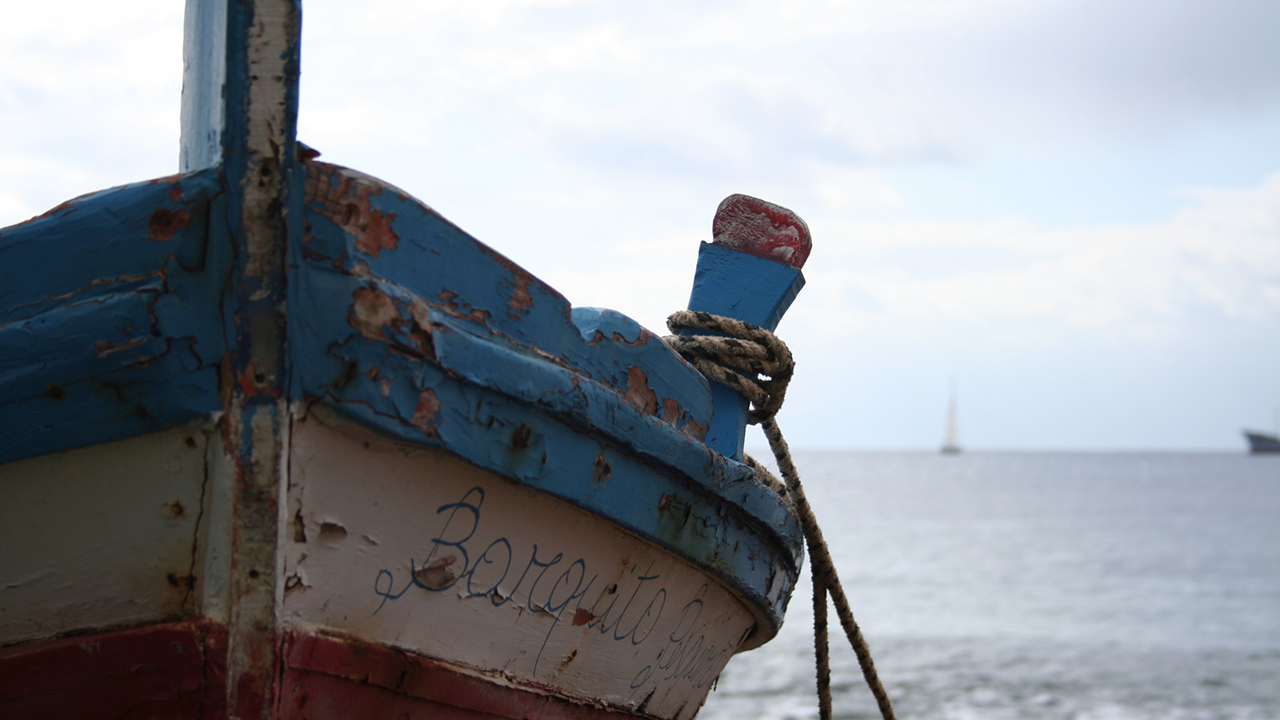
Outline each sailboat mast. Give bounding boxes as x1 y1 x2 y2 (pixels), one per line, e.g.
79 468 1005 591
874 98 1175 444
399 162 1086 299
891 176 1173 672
941 379 961 454
946 396 956 445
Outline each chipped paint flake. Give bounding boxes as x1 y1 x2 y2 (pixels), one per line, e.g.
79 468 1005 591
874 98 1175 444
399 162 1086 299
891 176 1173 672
351 207 399 258
148 208 192 241
681 418 708 442
624 366 658 415
349 287 400 340
93 336 149 359
306 163 401 258
661 398 680 425
412 389 441 435
507 268 534 320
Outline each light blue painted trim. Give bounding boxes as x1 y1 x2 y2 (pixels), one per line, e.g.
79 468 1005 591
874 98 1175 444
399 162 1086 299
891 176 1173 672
180 0 228 172
684 241 806 460
301 309 799 639
687 242 805 333
291 161 803 643
0 171 223 325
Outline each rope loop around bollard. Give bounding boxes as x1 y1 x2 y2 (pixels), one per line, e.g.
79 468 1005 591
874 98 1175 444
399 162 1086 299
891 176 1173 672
664 311 897 720
664 310 794 425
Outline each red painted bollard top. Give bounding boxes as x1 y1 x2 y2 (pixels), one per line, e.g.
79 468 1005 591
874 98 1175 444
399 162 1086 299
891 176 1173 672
711 194 812 270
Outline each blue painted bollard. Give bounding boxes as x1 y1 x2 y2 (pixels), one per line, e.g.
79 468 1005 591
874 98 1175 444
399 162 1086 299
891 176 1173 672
684 194 811 461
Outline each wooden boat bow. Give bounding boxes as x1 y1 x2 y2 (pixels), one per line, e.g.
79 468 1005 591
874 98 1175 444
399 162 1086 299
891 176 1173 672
0 3 812 719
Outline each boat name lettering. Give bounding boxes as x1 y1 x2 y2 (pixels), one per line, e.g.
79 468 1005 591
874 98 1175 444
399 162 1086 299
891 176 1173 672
372 486 732 691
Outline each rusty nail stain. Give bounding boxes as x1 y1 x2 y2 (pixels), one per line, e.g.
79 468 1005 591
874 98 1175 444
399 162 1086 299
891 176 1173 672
166 573 195 590
47 382 66 401
593 452 612 482
184 435 197 448
148 207 192 241
170 500 186 517
511 424 532 450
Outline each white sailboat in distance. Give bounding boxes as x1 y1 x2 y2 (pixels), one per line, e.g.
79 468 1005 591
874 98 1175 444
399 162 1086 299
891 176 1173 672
941 381 961 454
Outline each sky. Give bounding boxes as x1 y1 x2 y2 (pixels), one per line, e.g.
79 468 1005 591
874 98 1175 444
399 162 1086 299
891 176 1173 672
2 0 1278 450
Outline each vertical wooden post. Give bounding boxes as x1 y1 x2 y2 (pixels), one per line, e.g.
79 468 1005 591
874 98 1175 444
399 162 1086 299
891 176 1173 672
684 194 810 461
179 0 227 172
182 1 302 717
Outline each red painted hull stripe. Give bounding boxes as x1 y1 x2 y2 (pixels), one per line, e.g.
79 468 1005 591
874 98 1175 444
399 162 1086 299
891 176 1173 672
0 620 227 718
0 622 649 719
281 628 636 720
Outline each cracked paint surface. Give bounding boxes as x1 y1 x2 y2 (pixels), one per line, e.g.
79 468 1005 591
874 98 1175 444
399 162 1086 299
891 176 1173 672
1 0 808 716
0 139 803 720
291 160 801 642
0 157 803 655
285 411 755 720
0 169 227 466
0 424 213 645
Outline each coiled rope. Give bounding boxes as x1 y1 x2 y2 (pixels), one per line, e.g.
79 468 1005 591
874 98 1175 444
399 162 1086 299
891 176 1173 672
664 310 897 720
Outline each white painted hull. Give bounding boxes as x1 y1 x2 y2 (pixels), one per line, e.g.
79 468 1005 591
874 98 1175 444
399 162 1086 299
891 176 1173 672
1 409 760 719
0 424 216 645
285 409 756 719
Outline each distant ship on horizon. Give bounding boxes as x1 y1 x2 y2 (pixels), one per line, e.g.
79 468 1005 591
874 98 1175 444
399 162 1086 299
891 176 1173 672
1243 430 1280 454
1243 408 1280 454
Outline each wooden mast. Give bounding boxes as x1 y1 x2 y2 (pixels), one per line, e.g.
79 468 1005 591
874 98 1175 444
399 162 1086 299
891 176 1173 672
181 1 302 716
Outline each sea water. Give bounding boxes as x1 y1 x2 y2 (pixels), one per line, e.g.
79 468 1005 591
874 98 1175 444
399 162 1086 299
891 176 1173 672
700 452 1280 720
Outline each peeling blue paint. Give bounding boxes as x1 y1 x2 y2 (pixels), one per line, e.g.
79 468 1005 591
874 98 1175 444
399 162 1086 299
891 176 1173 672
684 241 806 460
0 157 802 649
291 160 801 639
0 171 227 462
687 241 805 334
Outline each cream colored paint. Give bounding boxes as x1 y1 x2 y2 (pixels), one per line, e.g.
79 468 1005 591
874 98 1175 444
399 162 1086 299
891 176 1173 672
0 423 214 645
199 425 236 624
285 410 756 720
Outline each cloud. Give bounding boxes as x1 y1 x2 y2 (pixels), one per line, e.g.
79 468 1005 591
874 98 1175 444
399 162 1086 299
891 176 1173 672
0 1 182 224
804 171 1280 335
902 0 1280 149
515 170 1280 393
3 0 1276 448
